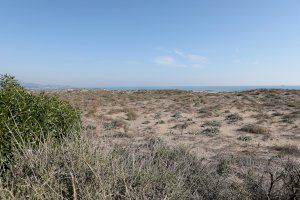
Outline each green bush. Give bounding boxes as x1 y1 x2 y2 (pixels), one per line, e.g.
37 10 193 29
0 75 81 165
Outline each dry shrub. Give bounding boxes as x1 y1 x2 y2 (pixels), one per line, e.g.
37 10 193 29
272 145 300 156
1 137 299 199
125 109 138 121
103 118 128 132
203 120 221 127
226 113 242 122
239 124 269 135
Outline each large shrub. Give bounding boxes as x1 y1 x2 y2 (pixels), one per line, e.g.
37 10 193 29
0 75 81 164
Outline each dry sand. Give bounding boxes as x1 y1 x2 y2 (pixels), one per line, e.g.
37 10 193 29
47 89 300 161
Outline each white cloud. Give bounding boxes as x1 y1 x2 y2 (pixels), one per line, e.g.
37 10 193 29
154 56 175 65
173 49 184 57
154 56 187 68
154 48 208 69
187 54 208 63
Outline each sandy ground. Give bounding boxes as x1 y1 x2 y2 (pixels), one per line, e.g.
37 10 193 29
47 89 300 161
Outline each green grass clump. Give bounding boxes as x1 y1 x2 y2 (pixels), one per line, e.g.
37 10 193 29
171 112 182 119
190 127 220 137
237 135 252 141
0 75 81 166
203 120 221 127
200 127 220 137
156 120 165 125
142 120 150 124
225 113 242 122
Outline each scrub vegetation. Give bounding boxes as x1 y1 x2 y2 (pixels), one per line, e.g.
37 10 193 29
0 75 299 199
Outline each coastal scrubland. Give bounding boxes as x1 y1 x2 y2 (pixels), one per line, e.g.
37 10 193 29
0 76 299 199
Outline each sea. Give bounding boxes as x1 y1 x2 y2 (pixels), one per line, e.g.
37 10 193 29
101 86 300 92
25 84 300 91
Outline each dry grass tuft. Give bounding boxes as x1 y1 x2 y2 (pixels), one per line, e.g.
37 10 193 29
272 145 300 156
125 109 138 121
225 113 242 122
239 124 269 135
1 137 299 200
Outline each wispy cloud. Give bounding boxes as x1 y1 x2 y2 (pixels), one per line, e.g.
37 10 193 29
154 56 175 65
154 56 186 68
154 48 208 69
187 54 208 63
173 49 185 57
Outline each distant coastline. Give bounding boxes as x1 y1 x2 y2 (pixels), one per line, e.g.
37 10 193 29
101 85 300 91
24 83 300 91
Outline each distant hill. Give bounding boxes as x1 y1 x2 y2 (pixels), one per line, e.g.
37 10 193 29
22 82 74 90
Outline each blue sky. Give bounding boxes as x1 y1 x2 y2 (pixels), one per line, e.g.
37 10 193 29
0 0 300 87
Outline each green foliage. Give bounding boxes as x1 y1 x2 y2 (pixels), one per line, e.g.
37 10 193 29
156 120 165 124
200 127 220 137
142 120 150 124
0 75 81 165
203 120 221 127
237 135 252 141
225 113 242 122
190 127 220 137
171 112 182 119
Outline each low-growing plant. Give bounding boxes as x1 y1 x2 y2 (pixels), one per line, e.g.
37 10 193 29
239 124 269 135
156 120 165 125
171 112 182 119
272 145 300 156
225 113 242 122
201 127 220 137
203 120 221 127
191 127 220 137
281 115 295 123
238 135 252 141
142 120 150 124
126 109 138 121
103 119 127 130
85 124 96 130
1 137 299 199
154 112 161 119
172 122 189 130
216 158 232 175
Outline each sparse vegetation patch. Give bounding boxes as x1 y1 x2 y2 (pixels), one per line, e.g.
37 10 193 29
226 113 242 122
272 145 300 156
192 127 220 137
203 120 221 127
239 124 269 135
126 109 138 120
238 135 252 141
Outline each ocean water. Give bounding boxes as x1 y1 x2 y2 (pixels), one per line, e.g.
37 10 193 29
102 85 300 91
